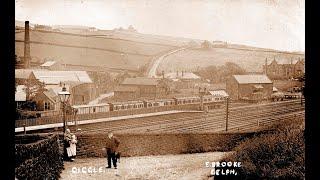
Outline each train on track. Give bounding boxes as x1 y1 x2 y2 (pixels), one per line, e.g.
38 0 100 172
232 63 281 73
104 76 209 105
72 95 226 114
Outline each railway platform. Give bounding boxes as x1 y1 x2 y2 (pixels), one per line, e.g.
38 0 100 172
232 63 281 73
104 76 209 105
15 110 202 133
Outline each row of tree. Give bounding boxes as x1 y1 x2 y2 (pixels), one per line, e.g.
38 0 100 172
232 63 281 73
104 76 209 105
195 62 246 83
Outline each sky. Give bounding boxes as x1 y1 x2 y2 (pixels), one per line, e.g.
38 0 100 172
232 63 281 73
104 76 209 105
15 0 305 52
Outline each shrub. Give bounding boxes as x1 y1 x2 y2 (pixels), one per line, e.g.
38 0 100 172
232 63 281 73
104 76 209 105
215 117 305 180
15 134 64 180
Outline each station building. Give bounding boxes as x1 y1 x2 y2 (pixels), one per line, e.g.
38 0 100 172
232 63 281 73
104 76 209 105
114 77 167 100
226 74 273 101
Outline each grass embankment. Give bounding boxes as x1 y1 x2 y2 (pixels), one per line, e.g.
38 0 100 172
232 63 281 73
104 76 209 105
214 116 305 180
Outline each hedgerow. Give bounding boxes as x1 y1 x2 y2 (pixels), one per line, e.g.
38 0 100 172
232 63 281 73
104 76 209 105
214 117 305 180
15 134 64 180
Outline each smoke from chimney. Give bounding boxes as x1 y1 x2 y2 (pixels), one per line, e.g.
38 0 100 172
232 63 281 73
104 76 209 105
24 21 31 68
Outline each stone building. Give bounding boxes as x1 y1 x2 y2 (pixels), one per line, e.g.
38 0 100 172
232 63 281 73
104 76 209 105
263 58 305 79
33 89 59 111
32 70 95 105
164 71 201 89
15 69 37 85
114 77 166 100
39 60 61 70
15 85 27 108
113 86 139 100
226 74 273 101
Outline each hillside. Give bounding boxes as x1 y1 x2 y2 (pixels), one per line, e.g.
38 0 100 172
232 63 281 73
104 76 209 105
157 47 305 73
15 30 178 70
15 21 304 72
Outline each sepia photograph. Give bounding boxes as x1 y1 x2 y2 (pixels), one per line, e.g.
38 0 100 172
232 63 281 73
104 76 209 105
14 0 305 179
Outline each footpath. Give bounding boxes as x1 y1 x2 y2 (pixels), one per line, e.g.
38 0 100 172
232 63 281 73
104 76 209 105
60 152 230 180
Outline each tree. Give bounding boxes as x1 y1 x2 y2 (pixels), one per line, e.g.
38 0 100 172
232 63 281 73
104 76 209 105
128 25 137 32
23 79 47 101
15 54 23 68
188 40 199 48
114 71 131 85
201 40 212 49
158 79 172 95
196 62 246 83
15 54 18 64
297 73 305 96
137 64 148 76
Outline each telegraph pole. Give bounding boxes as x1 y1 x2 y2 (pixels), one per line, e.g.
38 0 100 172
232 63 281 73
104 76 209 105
199 87 206 111
225 97 229 131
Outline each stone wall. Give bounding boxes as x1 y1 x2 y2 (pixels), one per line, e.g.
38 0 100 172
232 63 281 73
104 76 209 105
75 132 254 158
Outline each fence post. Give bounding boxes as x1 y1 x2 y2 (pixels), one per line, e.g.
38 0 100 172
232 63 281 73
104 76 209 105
23 123 26 134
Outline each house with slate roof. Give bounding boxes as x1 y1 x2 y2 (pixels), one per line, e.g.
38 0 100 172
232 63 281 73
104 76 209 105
226 74 273 101
263 57 305 79
40 60 61 70
164 71 202 89
32 70 95 105
115 77 167 100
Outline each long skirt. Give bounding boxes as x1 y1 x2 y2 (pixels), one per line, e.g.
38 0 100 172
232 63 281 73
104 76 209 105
67 143 76 157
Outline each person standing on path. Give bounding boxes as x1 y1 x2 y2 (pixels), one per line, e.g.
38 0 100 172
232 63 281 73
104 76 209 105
63 129 72 161
106 132 120 169
67 134 77 161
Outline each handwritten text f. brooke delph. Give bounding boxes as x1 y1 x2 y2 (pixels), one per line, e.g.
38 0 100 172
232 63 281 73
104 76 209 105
205 161 241 176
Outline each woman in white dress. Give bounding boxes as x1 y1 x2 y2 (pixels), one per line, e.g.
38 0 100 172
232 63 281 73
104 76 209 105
67 134 77 161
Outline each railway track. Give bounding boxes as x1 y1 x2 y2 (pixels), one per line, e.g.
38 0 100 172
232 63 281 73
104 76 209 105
121 102 303 134
69 112 203 133
71 100 304 134
71 100 304 155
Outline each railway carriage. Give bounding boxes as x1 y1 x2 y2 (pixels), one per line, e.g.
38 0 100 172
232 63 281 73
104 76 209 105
143 99 163 108
162 99 176 106
72 103 110 114
72 94 227 115
174 96 200 105
109 101 144 111
203 95 224 103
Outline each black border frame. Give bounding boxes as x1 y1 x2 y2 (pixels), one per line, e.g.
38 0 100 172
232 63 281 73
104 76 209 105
305 1 320 179
0 0 15 179
0 1 319 179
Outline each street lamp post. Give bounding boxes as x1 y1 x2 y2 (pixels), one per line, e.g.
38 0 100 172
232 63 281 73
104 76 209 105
58 84 71 133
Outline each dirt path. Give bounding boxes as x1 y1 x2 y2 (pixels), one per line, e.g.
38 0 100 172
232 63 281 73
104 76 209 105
60 152 230 180
88 92 114 105
147 47 188 78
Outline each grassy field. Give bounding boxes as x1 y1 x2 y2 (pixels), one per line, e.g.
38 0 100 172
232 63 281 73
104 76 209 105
15 30 178 70
158 47 305 73
15 25 304 72
15 42 150 70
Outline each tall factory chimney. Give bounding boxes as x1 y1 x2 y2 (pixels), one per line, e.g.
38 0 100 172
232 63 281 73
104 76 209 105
24 21 31 68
